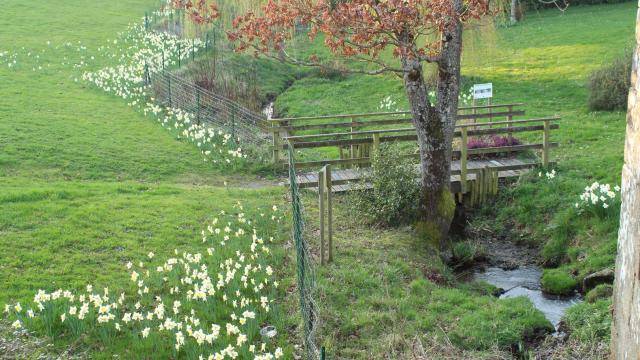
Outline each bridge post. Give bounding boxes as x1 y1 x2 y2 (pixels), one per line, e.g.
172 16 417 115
350 116 356 167
460 128 468 193
372 133 380 161
543 119 550 167
507 105 514 145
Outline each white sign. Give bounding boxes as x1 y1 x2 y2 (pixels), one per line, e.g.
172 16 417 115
473 83 493 100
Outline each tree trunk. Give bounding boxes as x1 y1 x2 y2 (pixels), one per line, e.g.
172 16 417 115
510 0 518 24
611 2 640 357
400 8 463 252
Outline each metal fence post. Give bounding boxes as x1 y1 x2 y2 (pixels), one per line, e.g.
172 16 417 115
196 91 201 125
231 107 236 141
325 164 333 262
144 63 149 85
318 168 326 265
168 75 172 108
177 42 181 67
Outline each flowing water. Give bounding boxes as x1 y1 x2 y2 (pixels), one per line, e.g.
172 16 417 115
262 102 274 120
474 266 582 329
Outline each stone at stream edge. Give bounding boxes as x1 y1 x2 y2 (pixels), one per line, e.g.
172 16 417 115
582 268 615 292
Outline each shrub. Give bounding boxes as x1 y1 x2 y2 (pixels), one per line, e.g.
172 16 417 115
467 136 522 159
588 51 632 111
348 144 420 226
541 269 578 296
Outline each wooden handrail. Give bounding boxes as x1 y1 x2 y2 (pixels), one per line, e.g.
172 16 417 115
266 110 526 132
267 103 525 123
456 116 561 128
291 143 558 169
282 124 560 149
283 116 561 142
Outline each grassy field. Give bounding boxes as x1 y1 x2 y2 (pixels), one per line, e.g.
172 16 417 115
0 1 293 357
1 1 635 358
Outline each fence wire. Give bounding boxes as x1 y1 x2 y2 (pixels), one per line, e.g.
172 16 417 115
151 71 269 149
288 144 321 360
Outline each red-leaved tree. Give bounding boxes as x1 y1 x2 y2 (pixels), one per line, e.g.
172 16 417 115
174 0 491 251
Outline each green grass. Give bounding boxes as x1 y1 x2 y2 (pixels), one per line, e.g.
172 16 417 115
0 0 291 347
541 269 578 296
1 1 634 357
272 0 634 284
270 2 635 352
298 195 551 358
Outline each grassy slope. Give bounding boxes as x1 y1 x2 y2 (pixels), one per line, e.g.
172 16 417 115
273 2 636 355
0 0 285 309
275 1 635 289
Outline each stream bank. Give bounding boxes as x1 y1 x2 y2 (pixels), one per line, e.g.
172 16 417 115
461 223 583 331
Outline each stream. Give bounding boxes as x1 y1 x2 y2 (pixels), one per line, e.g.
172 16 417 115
262 101 274 120
473 266 582 330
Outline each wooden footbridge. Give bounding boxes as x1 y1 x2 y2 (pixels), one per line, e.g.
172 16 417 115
261 103 560 205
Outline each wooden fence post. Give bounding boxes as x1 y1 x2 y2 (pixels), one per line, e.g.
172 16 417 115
461 128 468 193
543 119 550 167
325 165 333 262
318 167 326 265
350 116 356 166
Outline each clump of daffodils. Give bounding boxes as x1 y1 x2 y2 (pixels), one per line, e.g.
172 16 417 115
81 18 249 168
538 169 557 180
144 105 246 165
575 182 620 216
4 204 287 359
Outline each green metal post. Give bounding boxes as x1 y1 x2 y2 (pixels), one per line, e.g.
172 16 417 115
168 76 172 108
196 91 201 125
177 42 181 67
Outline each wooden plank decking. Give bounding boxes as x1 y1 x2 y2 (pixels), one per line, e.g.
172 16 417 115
293 157 542 193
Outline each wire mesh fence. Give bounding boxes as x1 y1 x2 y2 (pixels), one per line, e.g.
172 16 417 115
288 143 322 360
151 71 269 149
